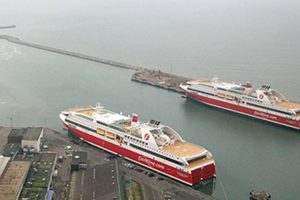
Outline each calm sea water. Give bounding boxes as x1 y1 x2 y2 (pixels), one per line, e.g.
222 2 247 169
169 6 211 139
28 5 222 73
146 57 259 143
1 1 300 199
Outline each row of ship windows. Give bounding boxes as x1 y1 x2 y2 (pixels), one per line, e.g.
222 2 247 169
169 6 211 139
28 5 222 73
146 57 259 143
68 119 154 148
67 119 122 141
75 115 125 133
124 135 148 145
67 119 185 167
189 87 237 101
96 121 125 133
217 87 245 94
242 97 262 103
188 88 292 115
189 87 271 107
66 119 96 133
188 87 214 96
190 86 247 97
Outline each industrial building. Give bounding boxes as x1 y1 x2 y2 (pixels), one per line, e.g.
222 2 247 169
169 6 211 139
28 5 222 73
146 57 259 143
21 127 44 153
0 161 31 200
71 151 88 171
0 155 10 177
2 128 26 157
7 128 27 144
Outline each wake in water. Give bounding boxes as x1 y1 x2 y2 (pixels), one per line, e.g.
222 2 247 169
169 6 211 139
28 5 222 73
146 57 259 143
0 42 21 60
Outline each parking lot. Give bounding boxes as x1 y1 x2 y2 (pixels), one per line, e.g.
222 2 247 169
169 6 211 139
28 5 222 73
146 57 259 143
69 160 119 200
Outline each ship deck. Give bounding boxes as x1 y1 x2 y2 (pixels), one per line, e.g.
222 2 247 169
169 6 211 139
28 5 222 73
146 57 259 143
161 141 206 158
187 157 214 169
69 107 96 116
273 101 300 110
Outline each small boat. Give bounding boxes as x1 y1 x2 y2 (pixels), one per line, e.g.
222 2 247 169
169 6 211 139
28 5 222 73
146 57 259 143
250 190 271 200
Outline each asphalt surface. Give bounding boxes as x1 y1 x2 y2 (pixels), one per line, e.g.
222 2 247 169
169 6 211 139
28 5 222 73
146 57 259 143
70 161 119 200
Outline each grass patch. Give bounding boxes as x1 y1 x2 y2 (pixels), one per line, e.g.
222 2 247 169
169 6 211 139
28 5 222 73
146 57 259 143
123 177 144 200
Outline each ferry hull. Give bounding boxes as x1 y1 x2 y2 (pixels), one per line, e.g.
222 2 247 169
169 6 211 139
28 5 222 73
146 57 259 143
64 123 216 186
186 92 300 130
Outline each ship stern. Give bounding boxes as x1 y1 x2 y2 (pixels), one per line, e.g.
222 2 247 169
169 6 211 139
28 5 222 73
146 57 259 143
191 162 216 185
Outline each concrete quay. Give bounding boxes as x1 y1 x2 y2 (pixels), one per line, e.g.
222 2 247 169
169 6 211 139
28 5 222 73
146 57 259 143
0 34 141 70
132 68 191 93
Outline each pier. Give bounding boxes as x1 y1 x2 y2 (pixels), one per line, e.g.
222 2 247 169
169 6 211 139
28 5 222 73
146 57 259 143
0 34 192 93
0 34 141 70
0 25 16 29
132 68 191 93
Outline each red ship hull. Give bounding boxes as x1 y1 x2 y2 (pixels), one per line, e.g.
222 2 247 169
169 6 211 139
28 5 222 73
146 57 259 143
65 124 216 186
187 92 300 129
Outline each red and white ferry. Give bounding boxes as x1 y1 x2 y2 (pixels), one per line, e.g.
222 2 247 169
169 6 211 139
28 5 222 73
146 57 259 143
60 103 216 186
180 78 300 129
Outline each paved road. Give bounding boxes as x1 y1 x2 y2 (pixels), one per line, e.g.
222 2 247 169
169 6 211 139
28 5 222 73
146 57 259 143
0 25 16 29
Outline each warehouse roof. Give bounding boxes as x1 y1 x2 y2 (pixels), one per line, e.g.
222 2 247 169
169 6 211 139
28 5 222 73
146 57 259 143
23 127 43 141
0 161 31 200
8 128 26 138
0 156 10 177
8 128 26 143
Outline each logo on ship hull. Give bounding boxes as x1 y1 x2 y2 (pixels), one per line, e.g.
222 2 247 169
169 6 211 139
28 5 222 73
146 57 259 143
253 111 277 120
138 156 165 170
144 133 150 140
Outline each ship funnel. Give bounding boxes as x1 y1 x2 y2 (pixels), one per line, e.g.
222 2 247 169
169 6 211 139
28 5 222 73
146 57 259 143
212 76 220 83
132 113 138 123
96 102 104 113
243 81 253 88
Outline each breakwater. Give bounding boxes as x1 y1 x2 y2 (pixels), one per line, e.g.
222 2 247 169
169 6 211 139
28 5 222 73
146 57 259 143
132 68 191 93
0 25 16 29
0 34 191 93
0 34 141 70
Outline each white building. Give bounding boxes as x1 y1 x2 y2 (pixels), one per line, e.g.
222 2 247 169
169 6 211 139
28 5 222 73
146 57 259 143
21 127 44 153
0 155 10 177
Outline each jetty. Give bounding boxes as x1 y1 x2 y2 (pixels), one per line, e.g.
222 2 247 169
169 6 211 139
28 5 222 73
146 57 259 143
132 68 191 93
0 34 141 70
0 25 16 29
0 34 192 93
